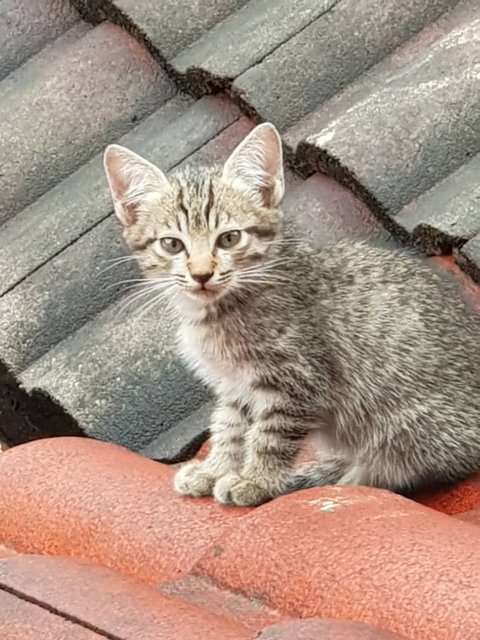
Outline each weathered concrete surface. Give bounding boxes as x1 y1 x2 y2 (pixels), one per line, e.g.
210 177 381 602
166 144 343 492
0 0 79 81
233 0 455 128
79 0 249 60
395 153 480 254
289 4 480 217
173 0 337 86
0 21 173 225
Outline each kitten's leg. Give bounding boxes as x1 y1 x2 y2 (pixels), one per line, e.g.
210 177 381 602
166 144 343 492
213 407 308 507
283 457 368 494
174 401 247 497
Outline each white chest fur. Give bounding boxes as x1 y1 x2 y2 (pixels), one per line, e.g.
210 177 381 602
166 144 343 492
177 322 252 402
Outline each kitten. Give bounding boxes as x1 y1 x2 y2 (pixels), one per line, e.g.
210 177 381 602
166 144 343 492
103 123 480 507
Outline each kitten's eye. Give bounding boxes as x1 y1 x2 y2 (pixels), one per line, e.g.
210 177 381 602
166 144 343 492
159 237 184 255
217 230 241 250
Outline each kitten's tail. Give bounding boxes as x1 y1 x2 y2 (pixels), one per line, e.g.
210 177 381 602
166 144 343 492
281 458 348 495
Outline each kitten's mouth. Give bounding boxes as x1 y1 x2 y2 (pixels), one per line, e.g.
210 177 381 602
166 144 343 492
186 285 222 301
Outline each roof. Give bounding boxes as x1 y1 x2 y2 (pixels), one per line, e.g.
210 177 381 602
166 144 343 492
1 0 479 457
0 2 479 635
0 437 479 639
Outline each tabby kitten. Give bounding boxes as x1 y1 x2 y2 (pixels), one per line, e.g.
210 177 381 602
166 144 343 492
104 123 480 507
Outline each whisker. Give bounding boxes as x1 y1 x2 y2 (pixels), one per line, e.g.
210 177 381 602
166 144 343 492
114 286 161 320
134 286 177 320
105 277 178 292
97 255 139 275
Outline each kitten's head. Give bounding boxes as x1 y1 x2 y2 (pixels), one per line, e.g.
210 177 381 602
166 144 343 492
103 123 285 305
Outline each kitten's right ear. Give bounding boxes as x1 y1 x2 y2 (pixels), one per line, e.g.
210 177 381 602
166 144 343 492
103 144 171 226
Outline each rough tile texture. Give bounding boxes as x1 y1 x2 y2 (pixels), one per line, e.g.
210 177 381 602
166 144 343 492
0 0 79 81
234 0 454 127
0 589 100 640
173 0 338 83
0 555 251 640
0 438 479 640
77 0 250 60
456 233 480 283
394 153 480 254
287 0 479 245
1 8 480 634
0 363 83 448
258 620 408 640
0 21 173 225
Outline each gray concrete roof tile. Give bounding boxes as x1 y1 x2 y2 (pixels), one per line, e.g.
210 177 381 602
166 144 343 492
456 235 480 284
0 95 192 296
0 0 79 81
286 1 479 241
233 0 454 128
140 402 213 463
0 21 174 225
85 0 249 61
172 0 337 85
20 286 209 452
1 0 479 459
395 153 480 254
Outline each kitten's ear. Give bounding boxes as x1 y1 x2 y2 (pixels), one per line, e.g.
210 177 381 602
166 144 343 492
222 123 284 208
103 144 171 226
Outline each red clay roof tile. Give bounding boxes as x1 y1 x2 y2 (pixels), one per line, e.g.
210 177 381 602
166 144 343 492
0 554 251 640
0 437 246 584
0 437 480 640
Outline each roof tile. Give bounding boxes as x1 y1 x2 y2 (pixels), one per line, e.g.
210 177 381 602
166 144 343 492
0 590 99 640
0 21 173 225
282 173 387 247
1 438 480 639
233 0 454 128
394 152 480 254
196 486 480 638
0 94 191 297
288 1 480 217
258 619 407 640
160 573 285 633
455 232 480 283
0 437 246 584
93 0 249 60
414 474 480 515
455 508 480 526
0 0 79 81
0 554 251 640
172 0 337 85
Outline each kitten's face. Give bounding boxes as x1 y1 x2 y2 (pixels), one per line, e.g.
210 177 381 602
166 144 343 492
104 124 285 306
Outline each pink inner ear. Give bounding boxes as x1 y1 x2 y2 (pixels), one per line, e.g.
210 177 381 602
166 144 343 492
104 148 133 204
222 123 284 208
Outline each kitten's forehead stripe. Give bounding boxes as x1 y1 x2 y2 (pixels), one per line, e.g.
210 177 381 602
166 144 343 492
204 177 216 230
176 185 190 227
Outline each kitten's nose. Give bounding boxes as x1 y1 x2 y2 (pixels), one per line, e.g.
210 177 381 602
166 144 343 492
191 271 213 285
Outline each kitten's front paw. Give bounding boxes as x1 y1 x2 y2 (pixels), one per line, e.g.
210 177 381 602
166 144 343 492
174 460 216 497
213 473 273 507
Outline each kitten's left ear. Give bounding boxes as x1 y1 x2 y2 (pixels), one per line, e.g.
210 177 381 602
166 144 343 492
222 123 284 208
103 144 171 226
